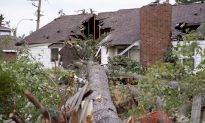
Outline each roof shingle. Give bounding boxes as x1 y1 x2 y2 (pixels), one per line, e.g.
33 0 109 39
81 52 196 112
22 14 94 45
99 3 205 46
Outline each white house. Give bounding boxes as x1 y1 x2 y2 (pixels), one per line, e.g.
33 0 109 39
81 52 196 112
17 14 95 68
17 3 205 68
27 43 62 68
0 26 11 35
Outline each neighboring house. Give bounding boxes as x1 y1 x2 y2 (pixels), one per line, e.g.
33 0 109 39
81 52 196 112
17 14 99 68
0 26 17 60
0 26 11 35
97 2 205 67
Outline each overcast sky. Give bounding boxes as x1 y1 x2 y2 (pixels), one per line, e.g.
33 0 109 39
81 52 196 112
0 0 175 36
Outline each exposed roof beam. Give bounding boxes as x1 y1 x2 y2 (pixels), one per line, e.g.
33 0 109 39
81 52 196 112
119 41 139 56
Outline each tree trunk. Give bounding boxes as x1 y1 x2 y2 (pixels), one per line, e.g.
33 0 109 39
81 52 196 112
201 110 205 123
191 95 202 123
87 62 122 123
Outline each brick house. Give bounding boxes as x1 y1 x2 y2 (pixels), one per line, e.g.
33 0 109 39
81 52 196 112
97 2 205 67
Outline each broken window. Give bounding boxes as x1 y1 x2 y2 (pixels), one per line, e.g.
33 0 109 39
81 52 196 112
51 48 59 62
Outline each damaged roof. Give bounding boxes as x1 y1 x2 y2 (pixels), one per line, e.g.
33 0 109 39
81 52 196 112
98 8 140 46
19 14 94 45
18 3 205 46
99 3 205 46
172 3 205 39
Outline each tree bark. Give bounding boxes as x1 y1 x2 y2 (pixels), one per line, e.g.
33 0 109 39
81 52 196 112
87 62 122 123
191 95 202 123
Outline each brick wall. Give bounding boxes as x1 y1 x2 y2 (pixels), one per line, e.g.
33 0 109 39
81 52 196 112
3 52 16 60
140 3 172 67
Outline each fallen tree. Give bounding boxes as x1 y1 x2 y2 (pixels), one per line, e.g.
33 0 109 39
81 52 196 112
87 62 122 123
21 62 122 123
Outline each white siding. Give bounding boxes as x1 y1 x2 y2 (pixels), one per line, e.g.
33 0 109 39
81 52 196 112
0 31 10 35
29 44 61 68
101 46 109 65
100 46 140 65
195 41 205 68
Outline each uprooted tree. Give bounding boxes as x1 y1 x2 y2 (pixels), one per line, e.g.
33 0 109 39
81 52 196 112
0 34 122 123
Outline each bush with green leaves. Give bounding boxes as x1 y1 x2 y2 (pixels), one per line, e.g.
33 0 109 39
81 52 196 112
77 34 108 60
108 55 143 75
136 32 205 117
0 69 17 115
0 46 62 122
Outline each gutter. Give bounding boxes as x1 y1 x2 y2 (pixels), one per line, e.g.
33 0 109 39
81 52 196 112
2 50 17 53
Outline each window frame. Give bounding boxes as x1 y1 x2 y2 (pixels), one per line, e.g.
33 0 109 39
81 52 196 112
50 48 59 62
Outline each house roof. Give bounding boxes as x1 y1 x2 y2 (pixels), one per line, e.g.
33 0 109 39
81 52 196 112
98 8 140 46
19 14 94 45
99 3 205 46
172 3 205 39
0 35 18 51
0 26 11 31
18 3 205 47
0 26 11 33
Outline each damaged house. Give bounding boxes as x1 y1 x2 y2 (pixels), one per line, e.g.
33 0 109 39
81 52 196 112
17 2 205 68
97 2 205 67
17 14 100 68
97 9 140 65
0 26 18 60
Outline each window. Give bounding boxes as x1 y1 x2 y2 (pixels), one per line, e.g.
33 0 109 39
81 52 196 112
51 48 59 62
117 48 129 57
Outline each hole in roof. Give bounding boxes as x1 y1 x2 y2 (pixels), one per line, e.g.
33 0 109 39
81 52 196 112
57 30 61 33
194 13 198 16
175 22 201 33
70 35 77 38
46 36 49 39
200 8 202 11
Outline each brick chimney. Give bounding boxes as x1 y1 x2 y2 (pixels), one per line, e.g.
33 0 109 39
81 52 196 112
140 3 172 67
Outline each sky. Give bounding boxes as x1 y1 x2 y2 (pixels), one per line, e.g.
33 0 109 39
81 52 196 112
0 0 175 37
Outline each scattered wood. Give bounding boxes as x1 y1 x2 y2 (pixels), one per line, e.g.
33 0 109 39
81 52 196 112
24 90 65 123
22 62 121 123
24 90 50 120
70 110 78 123
9 112 25 123
125 116 134 123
